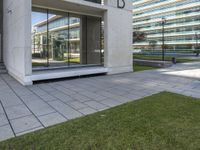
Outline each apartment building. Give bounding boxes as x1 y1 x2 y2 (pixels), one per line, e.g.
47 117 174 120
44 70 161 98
133 0 200 52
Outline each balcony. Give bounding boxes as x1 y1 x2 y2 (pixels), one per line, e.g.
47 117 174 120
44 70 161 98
84 0 102 4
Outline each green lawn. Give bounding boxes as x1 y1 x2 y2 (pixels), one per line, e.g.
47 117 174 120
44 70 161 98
32 62 46 67
134 54 200 63
1 92 200 150
32 58 80 67
133 63 159 72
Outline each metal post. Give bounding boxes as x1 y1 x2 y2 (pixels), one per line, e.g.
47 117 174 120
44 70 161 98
195 32 198 47
161 17 166 61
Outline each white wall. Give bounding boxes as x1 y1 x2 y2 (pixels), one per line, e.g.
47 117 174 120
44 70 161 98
0 0 3 62
104 0 133 74
3 0 32 85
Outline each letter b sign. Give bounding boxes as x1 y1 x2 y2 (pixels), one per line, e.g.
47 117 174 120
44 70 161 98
117 0 125 9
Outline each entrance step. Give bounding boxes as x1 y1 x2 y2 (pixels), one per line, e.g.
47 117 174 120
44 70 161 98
0 62 7 74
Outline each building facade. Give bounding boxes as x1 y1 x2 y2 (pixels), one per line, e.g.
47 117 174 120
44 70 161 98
133 0 200 53
2 0 133 85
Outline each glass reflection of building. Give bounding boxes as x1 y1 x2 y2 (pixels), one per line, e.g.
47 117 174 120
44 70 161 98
32 7 103 68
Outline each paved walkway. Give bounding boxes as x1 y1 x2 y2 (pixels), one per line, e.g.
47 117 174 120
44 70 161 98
0 62 200 141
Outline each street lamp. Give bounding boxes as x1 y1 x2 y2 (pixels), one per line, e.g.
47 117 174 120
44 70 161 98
195 32 200 57
195 32 199 47
161 17 166 61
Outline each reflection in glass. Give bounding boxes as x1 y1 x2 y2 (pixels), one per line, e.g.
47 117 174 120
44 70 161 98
69 14 81 66
32 8 48 67
31 7 103 69
48 10 69 67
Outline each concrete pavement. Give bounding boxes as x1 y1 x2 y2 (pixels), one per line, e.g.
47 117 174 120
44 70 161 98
0 62 200 141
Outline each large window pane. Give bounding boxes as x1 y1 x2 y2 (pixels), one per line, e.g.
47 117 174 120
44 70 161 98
32 7 104 69
32 8 48 67
48 10 69 67
69 14 81 66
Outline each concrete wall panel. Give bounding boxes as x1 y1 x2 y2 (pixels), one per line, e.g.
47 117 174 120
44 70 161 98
104 0 133 74
3 0 32 85
0 0 3 61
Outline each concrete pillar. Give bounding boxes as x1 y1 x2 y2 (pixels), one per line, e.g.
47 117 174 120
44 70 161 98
80 16 101 65
3 0 32 85
0 0 3 62
104 0 133 74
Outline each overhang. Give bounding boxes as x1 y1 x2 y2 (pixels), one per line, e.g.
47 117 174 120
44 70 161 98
32 0 107 17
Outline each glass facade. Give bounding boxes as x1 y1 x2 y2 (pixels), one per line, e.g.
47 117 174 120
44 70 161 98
133 0 200 53
32 7 103 68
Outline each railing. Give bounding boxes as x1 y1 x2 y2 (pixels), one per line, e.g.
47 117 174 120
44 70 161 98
84 0 102 4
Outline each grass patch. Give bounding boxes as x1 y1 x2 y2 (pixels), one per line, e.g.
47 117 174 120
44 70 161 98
68 57 80 64
32 57 80 67
1 92 200 149
32 62 46 67
133 63 159 72
134 54 200 63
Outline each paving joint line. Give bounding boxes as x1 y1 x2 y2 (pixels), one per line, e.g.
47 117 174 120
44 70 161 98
37 84 101 116
25 85 69 121
1 77 46 129
0 100 16 137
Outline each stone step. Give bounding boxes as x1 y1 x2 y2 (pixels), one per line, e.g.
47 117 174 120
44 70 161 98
0 70 7 74
0 63 5 67
0 62 7 74
0 65 6 69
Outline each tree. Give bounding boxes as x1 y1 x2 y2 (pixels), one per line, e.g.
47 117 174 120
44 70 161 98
149 40 157 53
133 31 146 44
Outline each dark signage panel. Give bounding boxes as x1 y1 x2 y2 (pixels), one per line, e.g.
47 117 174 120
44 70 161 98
117 0 126 9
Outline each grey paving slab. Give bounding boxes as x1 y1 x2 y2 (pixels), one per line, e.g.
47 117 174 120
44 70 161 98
0 92 23 108
10 115 43 134
0 125 14 141
11 86 33 96
50 90 74 103
28 86 48 96
37 84 56 92
48 100 82 119
79 91 107 101
5 104 32 120
16 126 44 136
95 91 122 98
24 100 56 117
78 107 97 115
20 94 42 103
0 114 9 127
53 85 77 95
84 101 108 111
100 99 123 107
38 94 57 102
68 101 88 110
0 105 4 114
38 112 67 127
71 94 92 102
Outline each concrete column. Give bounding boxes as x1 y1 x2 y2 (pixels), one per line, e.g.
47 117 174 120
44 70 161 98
104 0 133 74
3 0 32 85
80 16 101 65
0 0 3 62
